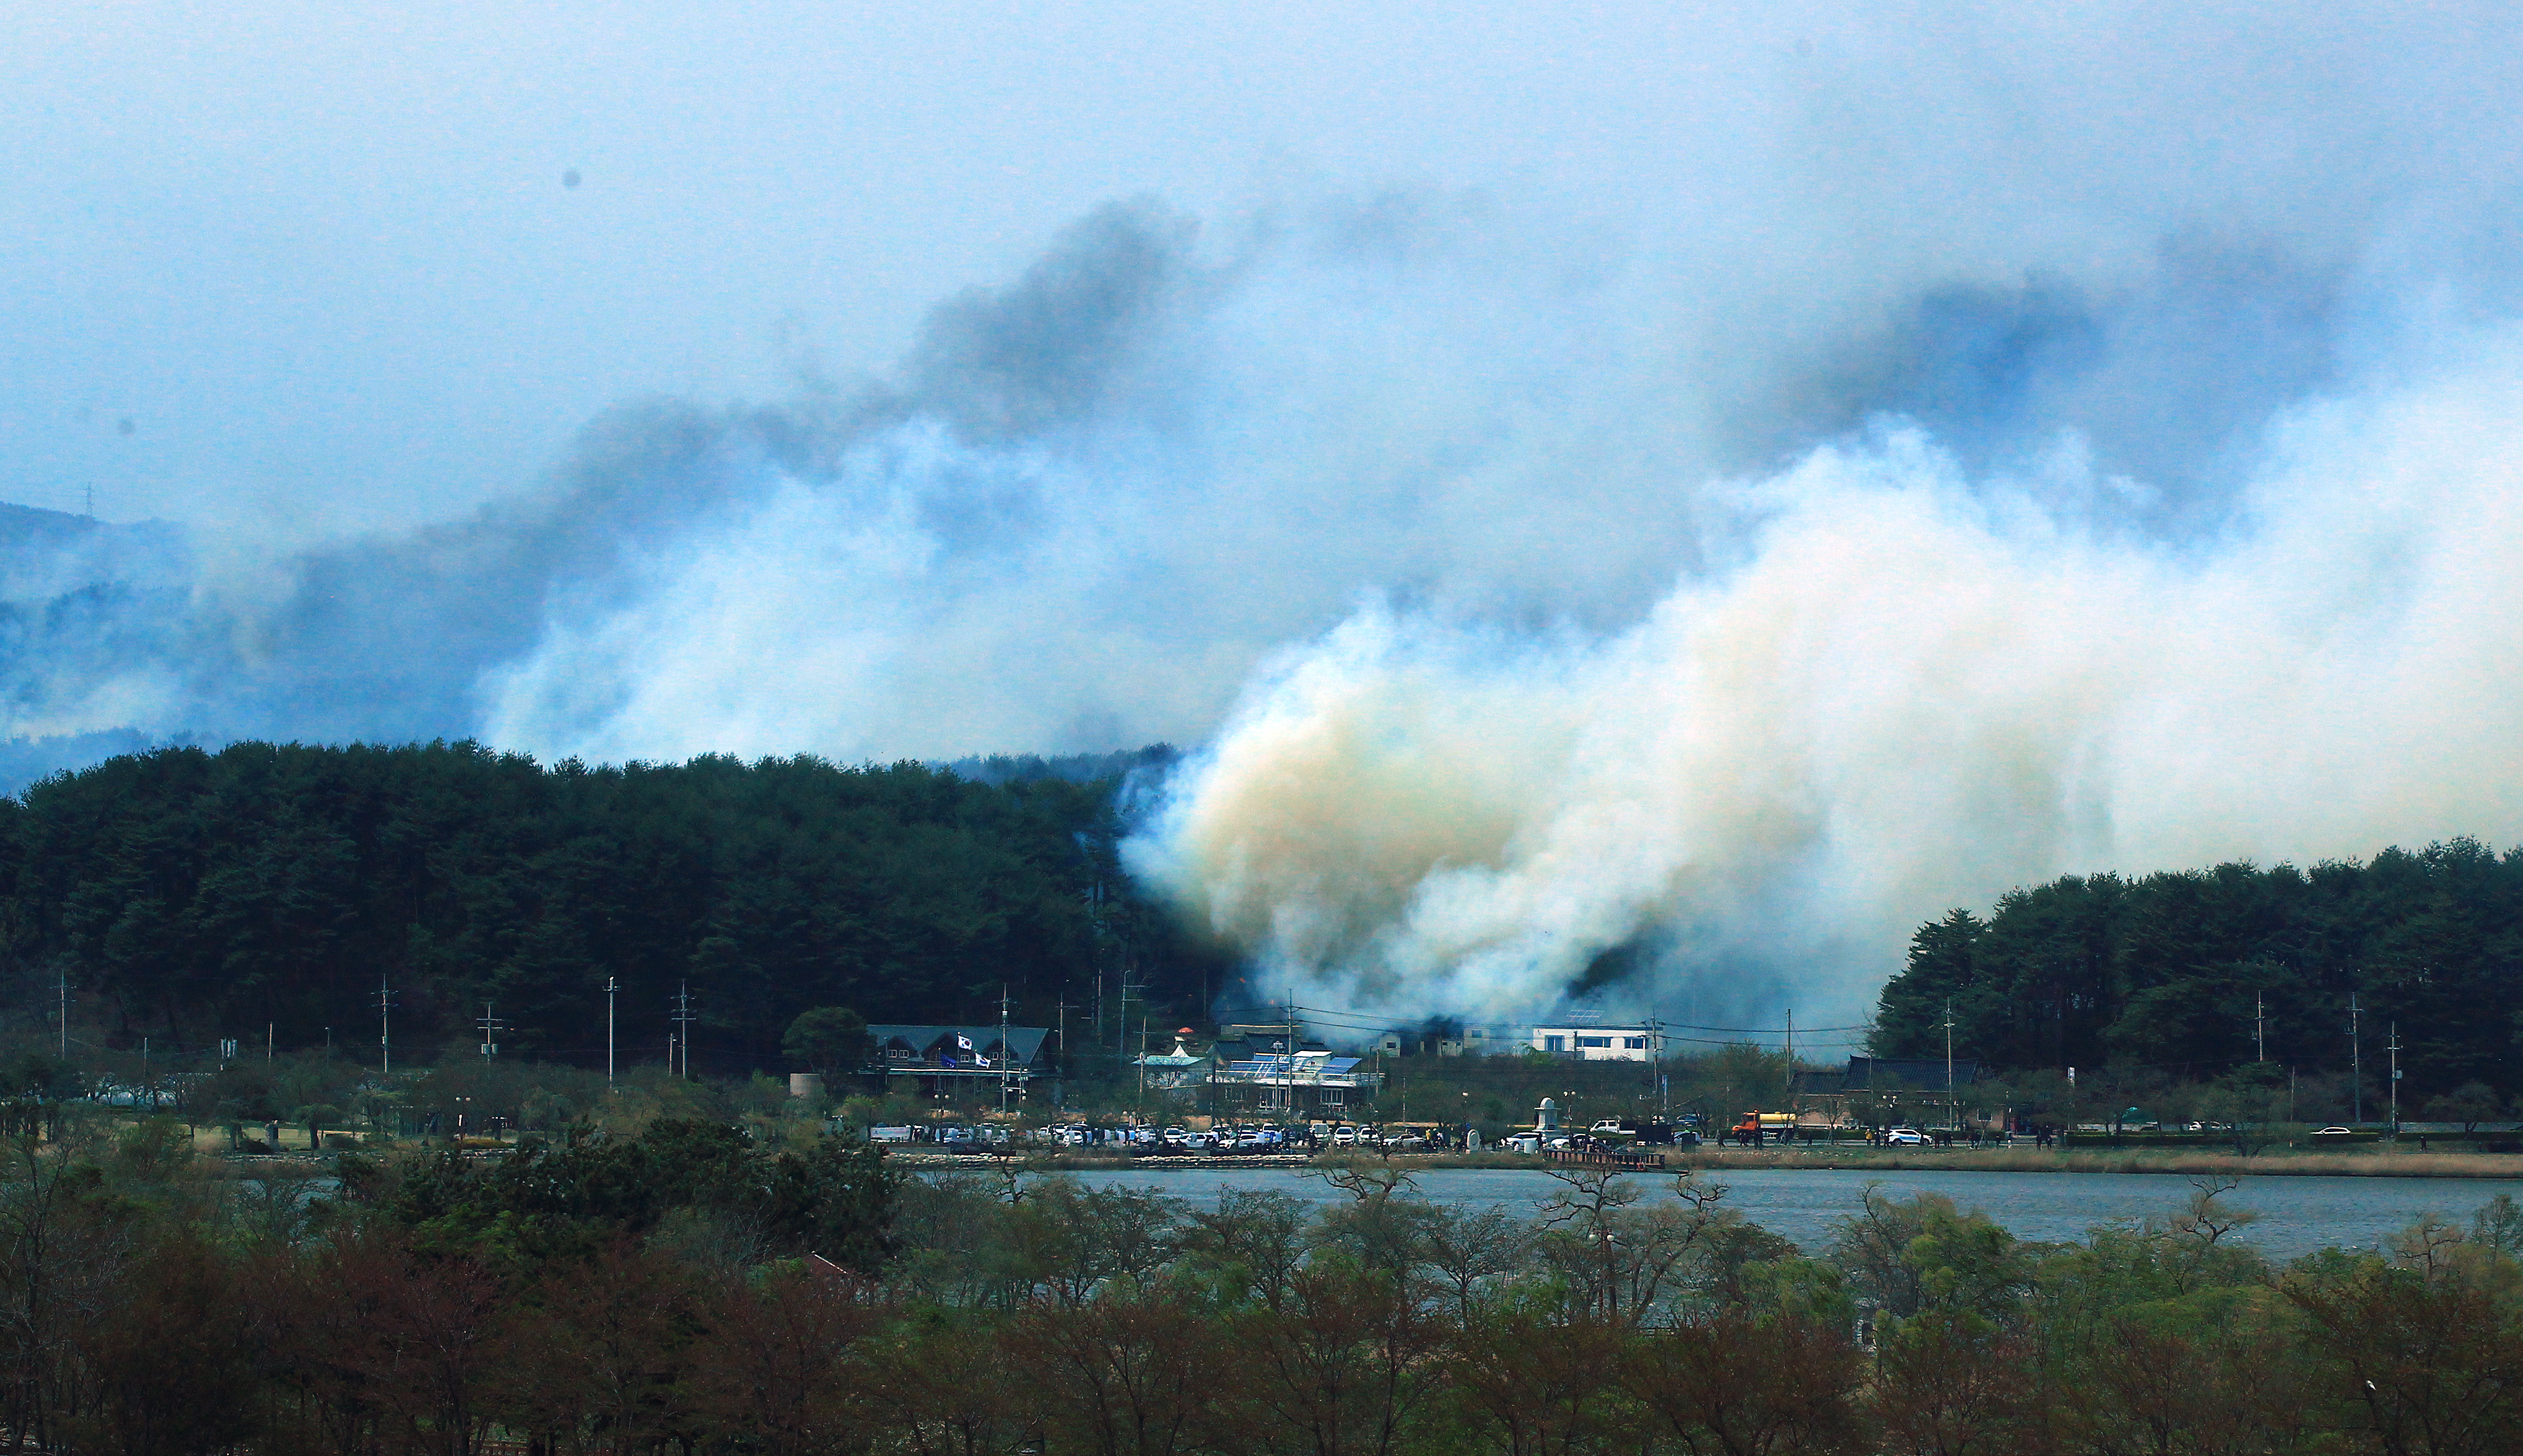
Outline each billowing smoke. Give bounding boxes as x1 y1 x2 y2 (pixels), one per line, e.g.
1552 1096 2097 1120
1126 341 2523 1026
8 10 2523 1029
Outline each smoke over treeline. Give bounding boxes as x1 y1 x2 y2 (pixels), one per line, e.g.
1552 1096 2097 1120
10 12 2523 1029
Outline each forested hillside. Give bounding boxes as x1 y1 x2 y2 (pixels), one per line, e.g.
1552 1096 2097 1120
0 741 1216 1070
1873 839 2523 1099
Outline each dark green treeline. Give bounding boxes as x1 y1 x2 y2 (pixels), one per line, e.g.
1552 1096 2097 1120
1874 837 2523 1096
0 741 1215 1065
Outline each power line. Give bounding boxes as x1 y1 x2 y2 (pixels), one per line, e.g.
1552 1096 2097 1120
1278 1001 1866 1036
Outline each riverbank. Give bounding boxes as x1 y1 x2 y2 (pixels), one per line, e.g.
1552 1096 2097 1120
885 1144 2523 1179
1678 1146 2523 1179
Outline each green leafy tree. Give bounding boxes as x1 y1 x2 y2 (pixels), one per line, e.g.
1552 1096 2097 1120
2426 1080 2503 1133
781 1007 871 1081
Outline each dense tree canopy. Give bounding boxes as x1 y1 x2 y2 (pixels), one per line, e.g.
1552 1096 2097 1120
0 741 1214 1069
1873 839 2523 1099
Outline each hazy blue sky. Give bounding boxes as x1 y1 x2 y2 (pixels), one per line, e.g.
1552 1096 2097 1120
10 4 2512 538
3 2 1780 533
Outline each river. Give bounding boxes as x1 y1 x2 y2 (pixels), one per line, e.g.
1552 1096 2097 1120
1047 1166 2523 1261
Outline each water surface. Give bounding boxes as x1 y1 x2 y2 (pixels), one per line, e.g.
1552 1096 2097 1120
1047 1166 2523 1262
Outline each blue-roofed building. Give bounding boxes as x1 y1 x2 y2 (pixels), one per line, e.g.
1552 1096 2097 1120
1206 1048 1383 1113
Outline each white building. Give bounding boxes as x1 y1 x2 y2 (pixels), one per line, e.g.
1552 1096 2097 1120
1528 1024 1663 1061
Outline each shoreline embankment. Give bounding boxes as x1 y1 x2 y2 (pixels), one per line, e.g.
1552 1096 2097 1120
877 1145 2523 1180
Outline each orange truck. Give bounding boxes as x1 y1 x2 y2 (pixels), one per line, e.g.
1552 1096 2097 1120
1730 1110 1800 1140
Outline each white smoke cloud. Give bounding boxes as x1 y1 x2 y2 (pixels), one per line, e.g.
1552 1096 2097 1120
12 7 2523 1029
1126 328 2523 1027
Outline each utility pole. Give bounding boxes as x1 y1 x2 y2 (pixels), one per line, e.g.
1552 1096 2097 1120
1055 996 1068 1109
2388 1022 2402 1135
671 981 695 1079
477 1002 507 1058
56 969 70 1061
999 984 1013 1114
1088 878 1107 1056
1116 959 1135 1065
2255 993 2266 1062
266 1022 273 1063
1286 991 1299 1116
2350 993 2363 1126
606 977 617 1087
1784 1009 1795 1104
375 974 394 1075
1943 1000 1957 1132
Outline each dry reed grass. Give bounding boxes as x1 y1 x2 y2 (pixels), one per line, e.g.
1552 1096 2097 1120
1680 1146 2523 1179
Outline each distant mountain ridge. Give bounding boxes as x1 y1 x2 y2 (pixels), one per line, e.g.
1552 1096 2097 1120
0 500 188 603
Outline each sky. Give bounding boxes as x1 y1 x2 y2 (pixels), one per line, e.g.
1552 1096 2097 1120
9 4 2523 1031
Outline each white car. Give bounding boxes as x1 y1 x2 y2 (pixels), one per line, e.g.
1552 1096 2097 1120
1881 1127 1928 1146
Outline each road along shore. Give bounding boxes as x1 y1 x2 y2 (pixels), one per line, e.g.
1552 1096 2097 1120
882 1145 2523 1180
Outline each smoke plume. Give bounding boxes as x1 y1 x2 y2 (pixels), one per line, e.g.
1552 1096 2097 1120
7 9 2523 1030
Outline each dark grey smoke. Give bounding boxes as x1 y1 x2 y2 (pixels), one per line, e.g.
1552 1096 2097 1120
0 196 2389 788
1754 234 2344 532
0 202 1194 782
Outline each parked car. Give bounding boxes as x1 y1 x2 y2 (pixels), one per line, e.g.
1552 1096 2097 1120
2314 1125 2356 1136
1881 1127 1928 1146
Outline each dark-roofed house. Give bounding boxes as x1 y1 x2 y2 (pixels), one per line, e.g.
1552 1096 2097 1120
867 1025 1051 1099
1842 1056 1980 1091
1840 1056 2015 1133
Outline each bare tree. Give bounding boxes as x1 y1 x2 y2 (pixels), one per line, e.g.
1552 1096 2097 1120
1536 1166 1733 1327
1417 1203 1531 1322
0 1133 133 1450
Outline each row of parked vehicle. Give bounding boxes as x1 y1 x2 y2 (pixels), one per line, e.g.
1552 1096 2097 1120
866 1119 1443 1151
